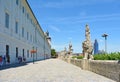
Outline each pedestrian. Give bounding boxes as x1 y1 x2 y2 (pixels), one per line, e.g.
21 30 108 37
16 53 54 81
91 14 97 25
23 57 26 62
118 60 120 64
6 55 10 64
2 55 6 65
0 56 3 66
18 56 22 64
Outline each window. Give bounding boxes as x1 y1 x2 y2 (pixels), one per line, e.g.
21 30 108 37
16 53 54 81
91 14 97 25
22 6 24 13
31 19 32 24
5 13 9 28
27 32 29 40
16 47 18 58
27 13 29 19
23 49 24 57
30 34 32 42
33 36 34 43
31 52 32 57
22 27 24 37
15 21 18 34
6 45 10 63
16 0 18 5
6 45 9 56
27 50 29 58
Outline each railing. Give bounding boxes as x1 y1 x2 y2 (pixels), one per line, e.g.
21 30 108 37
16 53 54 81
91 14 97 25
60 57 120 82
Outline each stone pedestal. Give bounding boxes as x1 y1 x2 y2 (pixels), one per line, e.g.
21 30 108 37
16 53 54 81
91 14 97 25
83 53 88 59
81 59 89 70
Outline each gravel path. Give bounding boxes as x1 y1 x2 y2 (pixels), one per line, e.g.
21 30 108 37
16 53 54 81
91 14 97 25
0 59 115 82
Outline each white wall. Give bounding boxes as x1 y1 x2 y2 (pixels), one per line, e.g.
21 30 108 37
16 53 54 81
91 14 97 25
0 0 51 64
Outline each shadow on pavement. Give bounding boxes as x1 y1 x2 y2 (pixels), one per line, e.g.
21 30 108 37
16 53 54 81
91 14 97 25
0 63 28 70
0 58 52 70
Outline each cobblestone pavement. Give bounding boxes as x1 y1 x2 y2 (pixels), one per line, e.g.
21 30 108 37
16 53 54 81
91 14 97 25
0 59 116 82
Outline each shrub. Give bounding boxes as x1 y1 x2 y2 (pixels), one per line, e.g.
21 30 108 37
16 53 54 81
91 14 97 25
93 52 120 60
72 56 77 59
72 56 83 59
77 56 83 59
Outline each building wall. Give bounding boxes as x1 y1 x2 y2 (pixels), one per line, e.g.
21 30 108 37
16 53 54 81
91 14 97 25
94 39 99 54
0 0 51 64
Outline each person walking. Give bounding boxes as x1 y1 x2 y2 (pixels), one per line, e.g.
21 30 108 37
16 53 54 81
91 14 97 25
2 55 6 65
18 56 22 64
0 56 3 66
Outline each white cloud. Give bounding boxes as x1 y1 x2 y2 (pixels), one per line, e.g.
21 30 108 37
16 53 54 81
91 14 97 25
47 13 120 24
42 0 118 8
42 1 78 8
52 43 69 51
49 25 61 32
63 29 80 33
79 11 87 17
99 39 104 42
68 37 72 40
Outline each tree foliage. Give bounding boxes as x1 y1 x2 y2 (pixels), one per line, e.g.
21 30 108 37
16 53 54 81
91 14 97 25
51 49 57 57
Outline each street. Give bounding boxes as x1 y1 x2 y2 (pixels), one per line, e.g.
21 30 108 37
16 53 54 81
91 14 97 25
0 59 115 82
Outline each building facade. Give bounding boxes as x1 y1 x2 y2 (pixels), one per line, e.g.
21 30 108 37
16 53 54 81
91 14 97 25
94 39 99 54
0 0 51 64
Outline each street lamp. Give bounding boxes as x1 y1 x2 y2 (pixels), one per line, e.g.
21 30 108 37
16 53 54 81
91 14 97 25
102 34 108 54
32 46 35 64
44 35 46 60
36 47 37 60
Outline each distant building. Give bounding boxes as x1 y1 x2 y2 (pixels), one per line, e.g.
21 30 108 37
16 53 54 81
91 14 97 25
72 53 83 56
0 0 51 64
98 50 105 54
94 39 99 54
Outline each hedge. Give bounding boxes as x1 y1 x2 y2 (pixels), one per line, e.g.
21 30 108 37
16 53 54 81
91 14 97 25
94 52 120 60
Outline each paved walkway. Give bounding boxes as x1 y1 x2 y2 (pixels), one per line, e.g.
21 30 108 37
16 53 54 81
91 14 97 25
0 59 115 82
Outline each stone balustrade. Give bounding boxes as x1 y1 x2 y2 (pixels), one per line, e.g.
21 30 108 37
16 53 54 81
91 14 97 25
59 57 120 82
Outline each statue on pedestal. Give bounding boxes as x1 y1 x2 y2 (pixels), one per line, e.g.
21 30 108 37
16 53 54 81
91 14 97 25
67 42 73 58
64 47 67 57
82 24 93 60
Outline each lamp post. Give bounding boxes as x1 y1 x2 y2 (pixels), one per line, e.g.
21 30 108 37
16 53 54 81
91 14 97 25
44 35 45 60
102 34 108 54
36 47 37 60
33 46 34 64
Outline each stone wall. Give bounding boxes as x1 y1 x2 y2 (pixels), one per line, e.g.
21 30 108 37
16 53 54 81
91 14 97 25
60 57 120 82
89 60 120 82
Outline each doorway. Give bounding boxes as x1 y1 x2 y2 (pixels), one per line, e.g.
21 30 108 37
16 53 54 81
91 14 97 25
6 45 10 63
23 49 24 58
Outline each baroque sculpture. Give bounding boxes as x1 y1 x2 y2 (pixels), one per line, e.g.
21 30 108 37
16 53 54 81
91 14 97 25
67 42 73 58
68 42 73 54
59 42 73 58
82 24 93 60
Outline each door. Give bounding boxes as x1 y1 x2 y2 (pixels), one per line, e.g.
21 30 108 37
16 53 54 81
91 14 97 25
6 45 10 63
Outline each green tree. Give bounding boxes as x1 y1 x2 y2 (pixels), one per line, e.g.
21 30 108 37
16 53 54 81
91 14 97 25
51 49 57 58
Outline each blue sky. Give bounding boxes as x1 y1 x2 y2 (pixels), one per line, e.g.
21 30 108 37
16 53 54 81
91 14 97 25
28 0 120 53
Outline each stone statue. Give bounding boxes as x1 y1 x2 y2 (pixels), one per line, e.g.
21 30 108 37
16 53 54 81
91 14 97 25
69 42 73 54
67 42 73 57
64 47 67 57
82 24 93 60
